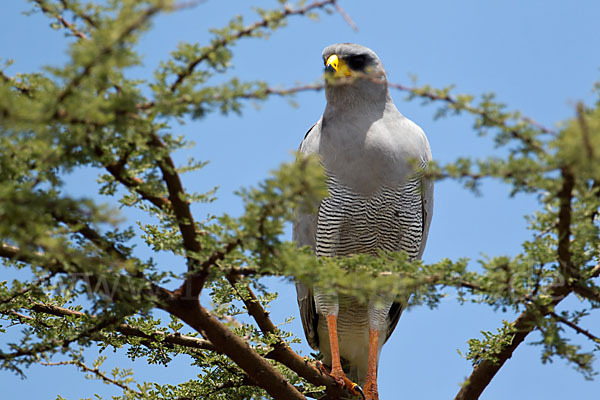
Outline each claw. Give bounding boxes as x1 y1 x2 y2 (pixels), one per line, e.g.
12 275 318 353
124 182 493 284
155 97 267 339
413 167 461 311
336 373 363 399
350 383 365 399
315 360 330 375
315 360 363 398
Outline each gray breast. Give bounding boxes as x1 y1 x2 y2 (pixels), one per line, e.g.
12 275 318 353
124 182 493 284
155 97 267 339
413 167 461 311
315 173 423 259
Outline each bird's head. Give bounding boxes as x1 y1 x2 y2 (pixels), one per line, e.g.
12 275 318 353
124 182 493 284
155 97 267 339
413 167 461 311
321 43 388 105
323 43 386 81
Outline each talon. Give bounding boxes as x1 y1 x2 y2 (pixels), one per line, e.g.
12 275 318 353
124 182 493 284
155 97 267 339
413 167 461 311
351 383 365 399
337 374 362 398
315 360 330 375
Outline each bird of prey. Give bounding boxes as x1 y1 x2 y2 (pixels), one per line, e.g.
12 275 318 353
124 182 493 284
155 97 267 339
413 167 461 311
294 43 433 400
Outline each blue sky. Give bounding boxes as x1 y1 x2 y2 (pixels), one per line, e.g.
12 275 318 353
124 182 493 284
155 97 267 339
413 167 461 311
1 0 600 398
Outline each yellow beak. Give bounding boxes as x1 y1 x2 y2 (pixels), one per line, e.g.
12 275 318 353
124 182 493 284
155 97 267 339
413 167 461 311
325 54 351 77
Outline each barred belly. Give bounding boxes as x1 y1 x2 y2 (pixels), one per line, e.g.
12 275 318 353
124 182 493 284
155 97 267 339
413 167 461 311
315 175 423 259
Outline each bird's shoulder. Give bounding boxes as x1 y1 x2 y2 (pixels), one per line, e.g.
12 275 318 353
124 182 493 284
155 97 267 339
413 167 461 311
298 118 322 155
377 106 432 162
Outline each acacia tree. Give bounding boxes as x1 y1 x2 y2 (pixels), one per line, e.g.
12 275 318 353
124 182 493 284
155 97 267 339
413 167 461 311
1 1 599 399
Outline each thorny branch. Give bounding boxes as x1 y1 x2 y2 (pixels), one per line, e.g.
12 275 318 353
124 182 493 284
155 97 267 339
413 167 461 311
0 273 56 305
51 211 130 262
58 0 99 29
226 274 350 399
138 78 553 157
175 238 243 299
33 0 89 40
41 360 143 396
556 166 575 279
573 280 600 306
0 309 125 363
53 2 164 105
147 132 202 269
25 303 216 351
390 82 555 132
454 284 573 400
549 311 600 344
102 153 171 210
0 242 171 319
0 70 31 95
162 298 306 400
333 2 358 32
168 0 340 94
454 167 580 400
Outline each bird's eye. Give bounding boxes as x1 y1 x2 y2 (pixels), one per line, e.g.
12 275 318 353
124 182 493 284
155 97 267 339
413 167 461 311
347 55 367 70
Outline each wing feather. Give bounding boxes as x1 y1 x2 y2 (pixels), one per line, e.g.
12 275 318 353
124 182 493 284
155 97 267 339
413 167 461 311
294 122 321 350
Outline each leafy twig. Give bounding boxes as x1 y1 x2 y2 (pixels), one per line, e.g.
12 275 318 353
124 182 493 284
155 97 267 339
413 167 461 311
163 298 306 400
454 167 577 400
226 273 350 399
33 0 89 40
168 0 339 94
41 360 142 396
549 311 600 344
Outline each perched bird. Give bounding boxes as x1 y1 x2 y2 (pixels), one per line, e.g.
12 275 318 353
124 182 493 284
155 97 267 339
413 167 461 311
294 43 433 400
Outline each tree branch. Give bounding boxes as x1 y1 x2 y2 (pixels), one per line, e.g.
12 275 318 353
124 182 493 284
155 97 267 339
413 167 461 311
168 0 338 94
455 166 576 400
572 263 600 305
0 272 55 305
0 242 173 320
9 296 344 399
51 210 130 262
58 0 98 29
556 167 575 279
23 302 216 352
144 78 552 158
548 311 600 344
54 2 163 104
102 155 171 210
226 274 350 399
0 309 125 363
99 129 204 275
0 70 32 95
33 0 89 40
388 82 550 153
174 238 243 299
164 298 306 400
148 132 202 265
41 360 142 396
332 2 358 32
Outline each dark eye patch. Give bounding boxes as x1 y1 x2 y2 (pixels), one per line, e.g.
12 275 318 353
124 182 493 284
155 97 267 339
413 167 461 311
346 54 367 70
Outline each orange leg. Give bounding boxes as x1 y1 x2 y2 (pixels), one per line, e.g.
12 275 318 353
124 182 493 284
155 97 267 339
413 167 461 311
325 314 365 399
363 328 380 400
325 314 346 384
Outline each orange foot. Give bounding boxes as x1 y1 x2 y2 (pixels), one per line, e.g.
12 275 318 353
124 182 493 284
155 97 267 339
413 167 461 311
316 362 364 399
